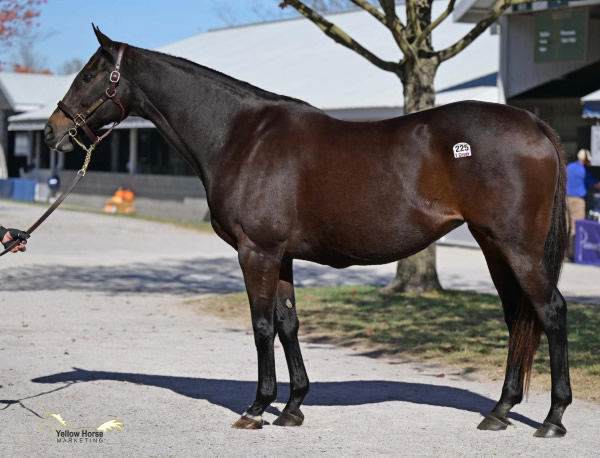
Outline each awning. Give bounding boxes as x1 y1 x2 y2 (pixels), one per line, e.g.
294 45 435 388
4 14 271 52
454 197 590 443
583 89 600 119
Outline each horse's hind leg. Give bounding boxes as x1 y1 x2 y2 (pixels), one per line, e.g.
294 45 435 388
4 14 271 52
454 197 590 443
498 253 571 437
471 231 530 431
272 257 309 426
473 229 572 436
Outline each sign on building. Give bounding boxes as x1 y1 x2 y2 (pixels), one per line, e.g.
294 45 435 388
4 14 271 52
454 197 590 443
14 132 30 157
535 8 588 63
591 125 600 167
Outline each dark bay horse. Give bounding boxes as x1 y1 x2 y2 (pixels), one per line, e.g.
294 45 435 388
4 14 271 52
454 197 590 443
44 28 571 437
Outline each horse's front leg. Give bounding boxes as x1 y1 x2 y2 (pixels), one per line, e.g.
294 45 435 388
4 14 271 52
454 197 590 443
232 241 282 430
273 257 309 426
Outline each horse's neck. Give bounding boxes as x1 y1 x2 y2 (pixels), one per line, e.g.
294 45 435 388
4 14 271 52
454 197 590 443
130 50 255 191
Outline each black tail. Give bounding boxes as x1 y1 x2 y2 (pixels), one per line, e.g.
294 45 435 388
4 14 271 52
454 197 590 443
537 119 567 287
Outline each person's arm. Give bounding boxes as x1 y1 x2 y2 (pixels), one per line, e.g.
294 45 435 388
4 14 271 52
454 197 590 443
0 226 29 253
585 170 600 190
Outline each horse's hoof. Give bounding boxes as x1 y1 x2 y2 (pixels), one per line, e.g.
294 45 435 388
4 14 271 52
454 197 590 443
273 410 304 427
534 422 567 438
232 414 263 430
477 414 511 431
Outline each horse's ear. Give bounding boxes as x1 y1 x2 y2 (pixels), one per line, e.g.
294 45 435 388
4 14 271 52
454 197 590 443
92 24 115 50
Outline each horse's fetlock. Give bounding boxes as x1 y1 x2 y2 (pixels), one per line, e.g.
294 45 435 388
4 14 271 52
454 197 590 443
292 382 309 398
258 388 277 405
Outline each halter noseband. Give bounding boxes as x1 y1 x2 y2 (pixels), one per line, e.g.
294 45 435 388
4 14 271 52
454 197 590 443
57 43 127 152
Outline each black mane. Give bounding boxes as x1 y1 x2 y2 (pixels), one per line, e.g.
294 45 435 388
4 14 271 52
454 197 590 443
136 45 312 107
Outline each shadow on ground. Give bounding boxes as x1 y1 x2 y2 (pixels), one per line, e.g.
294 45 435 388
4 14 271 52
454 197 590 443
0 257 397 295
25 367 540 429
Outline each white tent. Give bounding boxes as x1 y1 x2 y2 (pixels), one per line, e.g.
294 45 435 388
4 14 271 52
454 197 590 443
583 89 600 119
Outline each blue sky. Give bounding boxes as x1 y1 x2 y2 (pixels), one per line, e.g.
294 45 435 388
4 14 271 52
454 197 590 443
1 0 295 73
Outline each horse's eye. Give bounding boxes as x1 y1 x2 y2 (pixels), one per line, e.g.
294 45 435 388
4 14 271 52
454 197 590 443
81 73 93 83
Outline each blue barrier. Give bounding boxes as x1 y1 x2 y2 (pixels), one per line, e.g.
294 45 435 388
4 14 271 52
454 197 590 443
0 180 13 199
575 219 600 267
0 178 36 202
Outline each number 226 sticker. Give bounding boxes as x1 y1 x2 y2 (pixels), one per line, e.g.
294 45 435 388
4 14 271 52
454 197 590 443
453 142 472 158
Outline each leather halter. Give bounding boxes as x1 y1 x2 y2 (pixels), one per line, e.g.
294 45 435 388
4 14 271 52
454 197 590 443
57 43 127 149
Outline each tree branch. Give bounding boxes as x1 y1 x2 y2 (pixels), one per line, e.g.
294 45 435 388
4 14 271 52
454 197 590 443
279 0 400 72
349 0 385 25
405 0 422 38
415 0 455 49
436 0 539 62
377 0 415 60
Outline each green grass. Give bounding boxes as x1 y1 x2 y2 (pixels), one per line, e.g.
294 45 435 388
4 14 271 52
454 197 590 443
194 285 600 402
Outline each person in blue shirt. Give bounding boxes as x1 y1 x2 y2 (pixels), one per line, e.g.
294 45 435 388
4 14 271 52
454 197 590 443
566 148 600 259
0 226 29 253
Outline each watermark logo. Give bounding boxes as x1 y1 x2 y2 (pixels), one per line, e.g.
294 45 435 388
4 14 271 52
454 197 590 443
39 413 124 444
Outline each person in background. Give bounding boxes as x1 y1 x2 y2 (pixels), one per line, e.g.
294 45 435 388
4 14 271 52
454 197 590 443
566 148 600 259
0 226 29 253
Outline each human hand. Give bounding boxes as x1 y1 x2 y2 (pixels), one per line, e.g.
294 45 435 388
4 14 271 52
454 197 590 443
0 227 30 253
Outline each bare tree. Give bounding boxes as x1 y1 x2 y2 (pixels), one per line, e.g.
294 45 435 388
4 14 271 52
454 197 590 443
279 0 534 292
57 57 84 75
9 41 50 73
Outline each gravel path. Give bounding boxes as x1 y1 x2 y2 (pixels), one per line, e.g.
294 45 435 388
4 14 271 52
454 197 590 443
1 200 598 456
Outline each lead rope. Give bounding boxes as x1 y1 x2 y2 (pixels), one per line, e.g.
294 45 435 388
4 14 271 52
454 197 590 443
0 145 93 257
71 133 94 175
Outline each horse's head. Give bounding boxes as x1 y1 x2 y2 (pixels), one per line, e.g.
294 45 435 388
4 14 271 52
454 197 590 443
44 26 132 153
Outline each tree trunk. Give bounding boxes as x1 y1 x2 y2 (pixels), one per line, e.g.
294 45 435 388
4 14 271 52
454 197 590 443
400 56 438 114
381 244 441 294
383 56 442 294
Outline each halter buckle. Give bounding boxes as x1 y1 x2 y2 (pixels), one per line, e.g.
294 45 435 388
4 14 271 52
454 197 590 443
73 113 86 127
109 70 120 83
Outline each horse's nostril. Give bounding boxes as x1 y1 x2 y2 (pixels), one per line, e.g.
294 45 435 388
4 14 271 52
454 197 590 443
44 124 53 139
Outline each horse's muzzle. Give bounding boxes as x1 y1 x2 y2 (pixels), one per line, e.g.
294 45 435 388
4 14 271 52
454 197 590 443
44 122 74 153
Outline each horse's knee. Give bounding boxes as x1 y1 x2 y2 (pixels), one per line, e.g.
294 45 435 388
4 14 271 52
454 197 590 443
252 317 275 346
277 315 299 340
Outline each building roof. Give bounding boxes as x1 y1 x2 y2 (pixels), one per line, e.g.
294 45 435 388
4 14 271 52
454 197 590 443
583 89 600 102
0 72 73 112
158 3 499 111
9 2 500 129
454 0 498 23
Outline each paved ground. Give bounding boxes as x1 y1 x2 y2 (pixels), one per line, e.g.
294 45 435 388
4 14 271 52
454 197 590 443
1 200 599 456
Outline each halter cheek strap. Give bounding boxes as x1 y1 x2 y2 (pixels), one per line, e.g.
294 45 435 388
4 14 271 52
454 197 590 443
57 43 127 148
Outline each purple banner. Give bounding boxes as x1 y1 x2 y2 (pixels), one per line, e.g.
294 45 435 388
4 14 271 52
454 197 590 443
575 219 600 266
